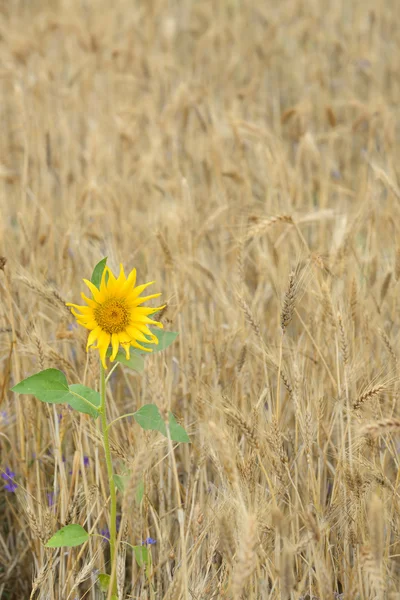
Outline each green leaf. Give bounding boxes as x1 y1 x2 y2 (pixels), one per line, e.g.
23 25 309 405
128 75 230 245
98 573 110 592
134 404 165 433
45 524 89 548
11 369 70 404
132 330 179 354
168 412 191 443
108 348 145 373
12 371 100 418
134 404 190 443
91 257 108 289
133 545 149 567
68 384 100 417
152 330 179 352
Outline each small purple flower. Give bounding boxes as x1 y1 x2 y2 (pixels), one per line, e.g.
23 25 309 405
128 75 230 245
47 492 55 507
142 537 157 546
2 467 17 492
83 456 89 467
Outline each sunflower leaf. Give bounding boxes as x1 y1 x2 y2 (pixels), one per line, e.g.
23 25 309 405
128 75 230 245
11 370 101 418
134 404 190 443
133 545 150 568
168 412 191 443
91 257 108 289
11 369 71 404
107 349 145 373
45 524 89 548
134 404 165 432
68 384 101 418
98 574 110 592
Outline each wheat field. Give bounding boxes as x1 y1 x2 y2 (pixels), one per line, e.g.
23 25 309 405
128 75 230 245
1 0 400 598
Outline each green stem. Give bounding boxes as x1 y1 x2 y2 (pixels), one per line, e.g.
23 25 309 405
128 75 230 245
107 412 137 431
100 363 118 597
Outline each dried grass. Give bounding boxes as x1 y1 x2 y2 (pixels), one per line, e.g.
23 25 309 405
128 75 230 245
2 0 400 598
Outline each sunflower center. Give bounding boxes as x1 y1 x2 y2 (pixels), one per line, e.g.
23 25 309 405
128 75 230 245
94 298 130 334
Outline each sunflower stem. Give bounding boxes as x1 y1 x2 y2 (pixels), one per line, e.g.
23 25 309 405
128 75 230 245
100 362 118 597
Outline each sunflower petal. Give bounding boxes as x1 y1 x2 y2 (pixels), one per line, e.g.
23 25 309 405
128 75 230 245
132 323 157 339
110 332 120 361
102 266 117 294
134 316 164 328
131 281 155 299
121 343 130 360
73 305 93 315
116 264 126 286
122 267 136 292
132 292 162 306
77 319 98 330
81 292 97 308
131 339 153 353
87 326 101 350
133 305 165 316
96 331 111 369
83 279 103 302
126 326 155 344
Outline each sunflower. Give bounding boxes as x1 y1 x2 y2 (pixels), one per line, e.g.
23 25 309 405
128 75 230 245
66 265 165 369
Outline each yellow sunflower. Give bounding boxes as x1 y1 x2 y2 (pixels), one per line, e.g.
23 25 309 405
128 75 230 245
66 265 165 369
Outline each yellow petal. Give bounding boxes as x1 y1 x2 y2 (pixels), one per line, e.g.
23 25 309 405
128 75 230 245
66 302 84 309
73 305 93 315
132 292 162 306
131 281 155 299
98 345 108 369
122 267 136 292
96 331 111 369
131 339 153 353
97 330 110 348
83 279 103 302
77 319 98 330
118 332 130 343
117 333 132 360
87 326 101 350
116 264 126 286
67 304 94 316
134 316 163 328
134 305 165 316
101 266 116 294
126 326 154 344
133 323 156 338
110 332 120 361
81 292 97 308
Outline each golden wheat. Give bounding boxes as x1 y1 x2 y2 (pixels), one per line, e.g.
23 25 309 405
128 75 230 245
2 0 400 598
